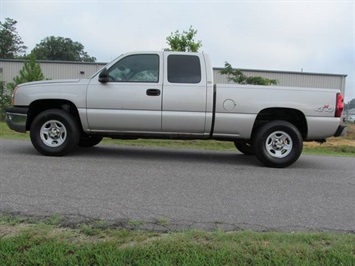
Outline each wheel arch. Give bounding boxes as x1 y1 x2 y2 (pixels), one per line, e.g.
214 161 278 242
252 108 307 141
27 99 82 131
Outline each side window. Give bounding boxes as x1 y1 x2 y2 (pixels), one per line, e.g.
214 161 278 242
108 54 159 83
168 55 201 83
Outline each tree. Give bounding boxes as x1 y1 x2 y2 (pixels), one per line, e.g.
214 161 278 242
30 36 96 62
7 54 45 91
220 62 278 85
0 18 27 58
0 76 11 121
345 98 355 111
166 26 202 52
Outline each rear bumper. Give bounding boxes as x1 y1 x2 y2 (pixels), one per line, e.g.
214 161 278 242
5 106 29 133
334 124 347 137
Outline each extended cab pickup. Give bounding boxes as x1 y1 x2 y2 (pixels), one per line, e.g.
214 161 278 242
6 51 346 168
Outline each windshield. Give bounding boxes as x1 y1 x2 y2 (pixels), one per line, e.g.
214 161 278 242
90 54 123 79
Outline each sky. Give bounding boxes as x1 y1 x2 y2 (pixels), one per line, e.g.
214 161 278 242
1 0 354 101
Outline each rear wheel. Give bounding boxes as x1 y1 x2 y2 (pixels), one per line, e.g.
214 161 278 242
30 109 80 156
253 121 303 168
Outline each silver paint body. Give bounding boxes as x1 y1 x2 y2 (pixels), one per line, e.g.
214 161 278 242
12 51 343 140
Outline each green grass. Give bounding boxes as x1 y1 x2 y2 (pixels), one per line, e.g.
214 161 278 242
1 122 354 156
303 144 355 156
0 121 30 140
0 216 354 266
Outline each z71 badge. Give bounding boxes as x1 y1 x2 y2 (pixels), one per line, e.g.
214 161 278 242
315 104 334 112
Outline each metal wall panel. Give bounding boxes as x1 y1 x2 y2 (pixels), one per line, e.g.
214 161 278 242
0 60 106 83
0 59 346 94
38 62 105 80
213 68 346 93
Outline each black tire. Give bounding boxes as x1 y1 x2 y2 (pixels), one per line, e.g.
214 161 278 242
234 141 254 155
30 109 80 156
78 135 103 147
252 120 303 168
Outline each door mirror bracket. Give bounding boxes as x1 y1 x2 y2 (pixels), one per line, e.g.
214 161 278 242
99 68 109 83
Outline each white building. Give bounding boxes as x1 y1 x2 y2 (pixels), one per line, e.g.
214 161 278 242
0 59 347 94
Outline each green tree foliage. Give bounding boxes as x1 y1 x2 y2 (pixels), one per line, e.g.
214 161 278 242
7 54 45 91
0 77 11 121
0 18 27 58
31 36 96 62
220 62 278 85
166 26 202 52
345 98 355 111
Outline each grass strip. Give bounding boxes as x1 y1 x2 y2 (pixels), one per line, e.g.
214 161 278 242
0 218 354 266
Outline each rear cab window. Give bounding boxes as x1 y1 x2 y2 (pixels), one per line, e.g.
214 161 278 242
167 55 201 84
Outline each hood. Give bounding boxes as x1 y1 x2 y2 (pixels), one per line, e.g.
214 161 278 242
18 79 83 88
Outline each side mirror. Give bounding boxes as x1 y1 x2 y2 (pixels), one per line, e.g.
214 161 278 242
99 68 109 83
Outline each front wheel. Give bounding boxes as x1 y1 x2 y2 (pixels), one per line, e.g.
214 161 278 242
30 109 80 156
253 121 303 168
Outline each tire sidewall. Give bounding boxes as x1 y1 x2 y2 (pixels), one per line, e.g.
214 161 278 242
253 121 303 168
30 109 80 156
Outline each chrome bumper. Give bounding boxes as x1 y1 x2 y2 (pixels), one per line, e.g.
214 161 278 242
5 106 29 133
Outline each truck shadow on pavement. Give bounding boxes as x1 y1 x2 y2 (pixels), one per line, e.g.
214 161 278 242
73 144 263 167
73 144 321 170
5 139 313 169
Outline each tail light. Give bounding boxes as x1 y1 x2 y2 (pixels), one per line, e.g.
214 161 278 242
335 93 344 117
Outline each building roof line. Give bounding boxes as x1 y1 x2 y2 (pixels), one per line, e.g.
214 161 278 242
0 58 347 77
213 67 347 78
0 58 107 65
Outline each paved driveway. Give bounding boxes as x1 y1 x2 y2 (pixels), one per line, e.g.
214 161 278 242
1 139 354 232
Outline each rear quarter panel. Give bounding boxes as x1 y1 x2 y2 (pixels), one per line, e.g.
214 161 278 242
213 84 341 139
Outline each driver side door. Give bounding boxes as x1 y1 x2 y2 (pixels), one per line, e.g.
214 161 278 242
86 53 163 133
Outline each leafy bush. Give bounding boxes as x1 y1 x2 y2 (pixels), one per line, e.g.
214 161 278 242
0 81 11 121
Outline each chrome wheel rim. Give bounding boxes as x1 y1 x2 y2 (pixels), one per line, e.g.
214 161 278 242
265 131 293 158
40 120 67 147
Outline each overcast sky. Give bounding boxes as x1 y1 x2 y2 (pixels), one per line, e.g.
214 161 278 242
1 0 354 101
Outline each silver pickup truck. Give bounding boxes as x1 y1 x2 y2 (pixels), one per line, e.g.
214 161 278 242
6 51 346 168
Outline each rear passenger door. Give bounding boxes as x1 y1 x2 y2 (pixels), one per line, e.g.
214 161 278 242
162 53 208 134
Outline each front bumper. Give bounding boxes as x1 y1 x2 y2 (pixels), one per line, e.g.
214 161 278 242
5 106 29 133
334 124 347 137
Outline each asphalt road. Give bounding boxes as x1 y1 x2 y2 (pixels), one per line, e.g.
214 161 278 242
1 139 354 232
